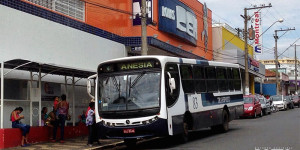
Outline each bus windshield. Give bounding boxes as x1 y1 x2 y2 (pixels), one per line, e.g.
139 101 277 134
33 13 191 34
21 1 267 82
98 71 160 111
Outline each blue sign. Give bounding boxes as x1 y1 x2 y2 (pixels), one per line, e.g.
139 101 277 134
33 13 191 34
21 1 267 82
132 0 153 26
158 0 198 45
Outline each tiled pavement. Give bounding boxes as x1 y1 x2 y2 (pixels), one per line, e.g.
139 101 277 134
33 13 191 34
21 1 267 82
5 136 123 150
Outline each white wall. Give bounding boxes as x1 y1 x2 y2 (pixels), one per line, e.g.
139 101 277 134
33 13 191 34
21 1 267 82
0 5 127 71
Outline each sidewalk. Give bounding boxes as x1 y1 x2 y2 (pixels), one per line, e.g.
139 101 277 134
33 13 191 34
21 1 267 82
5 136 123 150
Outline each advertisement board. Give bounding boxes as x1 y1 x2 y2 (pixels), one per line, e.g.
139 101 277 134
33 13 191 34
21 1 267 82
252 11 263 55
158 0 198 45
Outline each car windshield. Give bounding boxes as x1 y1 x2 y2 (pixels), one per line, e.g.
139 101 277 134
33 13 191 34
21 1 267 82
243 97 253 104
271 96 282 101
98 71 161 111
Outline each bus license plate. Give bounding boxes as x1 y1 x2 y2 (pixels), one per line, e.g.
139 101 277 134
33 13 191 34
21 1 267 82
123 128 135 134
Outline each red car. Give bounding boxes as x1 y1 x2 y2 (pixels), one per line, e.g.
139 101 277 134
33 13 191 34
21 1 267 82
292 95 300 107
241 95 263 118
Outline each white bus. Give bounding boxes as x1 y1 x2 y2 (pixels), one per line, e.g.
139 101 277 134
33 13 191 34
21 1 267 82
87 56 244 146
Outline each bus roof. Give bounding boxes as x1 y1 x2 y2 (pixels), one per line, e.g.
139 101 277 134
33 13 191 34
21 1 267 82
98 55 239 68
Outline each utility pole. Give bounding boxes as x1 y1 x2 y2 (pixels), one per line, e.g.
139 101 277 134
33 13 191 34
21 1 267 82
295 45 300 94
141 0 148 55
242 4 271 95
274 28 295 95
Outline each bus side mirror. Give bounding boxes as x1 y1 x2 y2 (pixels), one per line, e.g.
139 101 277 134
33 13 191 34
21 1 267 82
167 72 176 94
87 74 97 99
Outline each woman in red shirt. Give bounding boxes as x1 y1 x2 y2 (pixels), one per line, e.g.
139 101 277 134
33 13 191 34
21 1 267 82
11 107 31 147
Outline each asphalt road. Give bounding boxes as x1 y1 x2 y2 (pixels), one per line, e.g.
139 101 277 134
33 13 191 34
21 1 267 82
102 108 300 150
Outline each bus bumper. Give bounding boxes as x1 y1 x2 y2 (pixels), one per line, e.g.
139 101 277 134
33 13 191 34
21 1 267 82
97 118 168 139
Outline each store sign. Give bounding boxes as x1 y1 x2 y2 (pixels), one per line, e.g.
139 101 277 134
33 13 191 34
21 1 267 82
252 11 263 55
158 0 197 45
249 58 260 72
132 0 153 25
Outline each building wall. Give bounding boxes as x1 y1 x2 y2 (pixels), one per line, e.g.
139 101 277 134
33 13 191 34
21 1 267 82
0 4 126 71
222 27 254 57
80 0 213 59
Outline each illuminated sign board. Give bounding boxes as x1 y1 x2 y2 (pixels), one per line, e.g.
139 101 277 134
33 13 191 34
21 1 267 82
158 0 198 45
252 11 263 55
118 61 154 70
98 60 161 73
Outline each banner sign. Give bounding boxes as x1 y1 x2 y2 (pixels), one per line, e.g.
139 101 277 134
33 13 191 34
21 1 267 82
132 0 153 25
252 11 263 55
158 0 198 45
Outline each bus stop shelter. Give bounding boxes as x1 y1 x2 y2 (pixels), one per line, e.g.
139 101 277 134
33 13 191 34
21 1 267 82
0 59 96 128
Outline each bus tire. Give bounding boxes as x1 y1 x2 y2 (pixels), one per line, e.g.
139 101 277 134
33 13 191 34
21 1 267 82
211 110 229 133
124 138 137 148
219 110 229 132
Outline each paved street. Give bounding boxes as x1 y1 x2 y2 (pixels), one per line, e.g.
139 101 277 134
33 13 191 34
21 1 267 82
101 108 300 150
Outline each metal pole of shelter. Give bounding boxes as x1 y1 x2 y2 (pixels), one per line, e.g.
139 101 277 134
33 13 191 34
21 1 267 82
1 62 4 128
39 67 42 126
30 71 33 126
72 76 75 126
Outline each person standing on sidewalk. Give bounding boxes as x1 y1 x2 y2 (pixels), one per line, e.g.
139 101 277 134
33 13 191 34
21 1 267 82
86 102 98 147
52 94 69 143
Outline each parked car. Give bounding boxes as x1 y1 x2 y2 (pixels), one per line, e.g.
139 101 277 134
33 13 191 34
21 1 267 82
291 95 300 107
258 96 272 115
241 95 263 118
285 96 294 109
271 95 288 110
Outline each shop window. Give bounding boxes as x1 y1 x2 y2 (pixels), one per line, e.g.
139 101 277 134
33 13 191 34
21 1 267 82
180 65 194 93
26 0 85 21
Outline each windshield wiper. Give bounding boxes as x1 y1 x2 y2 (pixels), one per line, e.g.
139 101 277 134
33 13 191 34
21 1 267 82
130 71 146 88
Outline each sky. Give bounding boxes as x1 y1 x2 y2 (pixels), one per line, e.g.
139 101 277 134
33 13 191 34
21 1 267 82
198 0 300 60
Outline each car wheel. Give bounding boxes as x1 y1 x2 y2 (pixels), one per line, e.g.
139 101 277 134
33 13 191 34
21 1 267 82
260 110 263 117
254 110 257 118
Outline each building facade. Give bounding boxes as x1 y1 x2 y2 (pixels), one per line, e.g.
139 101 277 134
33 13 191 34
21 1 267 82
0 0 213 128
260 58 300 94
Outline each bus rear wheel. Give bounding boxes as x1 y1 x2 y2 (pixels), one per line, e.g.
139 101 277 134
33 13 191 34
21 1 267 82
212 110 229 133
124 138 137 148
181 122 189 143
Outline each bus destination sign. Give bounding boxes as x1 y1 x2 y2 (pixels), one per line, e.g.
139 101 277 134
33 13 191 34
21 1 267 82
118 61 155 71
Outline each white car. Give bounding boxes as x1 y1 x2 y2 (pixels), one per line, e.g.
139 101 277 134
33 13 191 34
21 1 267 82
271 95 288 110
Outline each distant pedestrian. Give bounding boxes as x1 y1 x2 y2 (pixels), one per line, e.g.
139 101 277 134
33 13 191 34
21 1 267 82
52 94 69 143
11 107 31 147
41 107 48 126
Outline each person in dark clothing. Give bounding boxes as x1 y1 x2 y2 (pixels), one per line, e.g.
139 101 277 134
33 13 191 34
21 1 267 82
52 94 69 143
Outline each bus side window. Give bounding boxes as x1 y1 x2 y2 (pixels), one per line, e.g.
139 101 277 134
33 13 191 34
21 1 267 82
180 65 195 93
216 67 228 92
233 68 241 90
165 64 180 107
206 67 218 92
193 66 206 93
227 68 235 91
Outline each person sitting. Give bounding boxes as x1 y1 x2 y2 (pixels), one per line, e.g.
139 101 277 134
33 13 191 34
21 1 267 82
11 107 31 147
41 107 48 126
